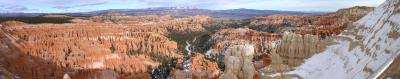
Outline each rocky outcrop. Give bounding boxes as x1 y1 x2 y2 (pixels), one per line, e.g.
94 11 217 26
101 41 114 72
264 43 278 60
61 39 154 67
275 32 333 67
249 6 372 36
0 21 26 31
208 28 282 56
91 15 211 33
190 54 220 78
287 0 400 78
169 53 220 79
0 15 213 78
250 14 346 36
251 14 309 27
91 14 173 24
0 23 167 78
219 44 256 79
335 6 374 22
206 28 279 78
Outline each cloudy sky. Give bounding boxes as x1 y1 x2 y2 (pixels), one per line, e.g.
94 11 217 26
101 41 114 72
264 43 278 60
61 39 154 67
0 0 385 13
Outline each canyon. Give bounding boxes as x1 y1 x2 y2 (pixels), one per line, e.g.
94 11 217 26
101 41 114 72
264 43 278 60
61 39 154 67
0 0 399 79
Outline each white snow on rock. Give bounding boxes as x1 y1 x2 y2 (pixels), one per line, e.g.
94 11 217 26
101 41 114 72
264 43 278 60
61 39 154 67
289 0 400 79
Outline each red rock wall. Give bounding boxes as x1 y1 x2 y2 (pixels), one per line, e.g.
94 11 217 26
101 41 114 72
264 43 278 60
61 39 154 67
209 28 282 55
251 14 346 36
0 15 212 78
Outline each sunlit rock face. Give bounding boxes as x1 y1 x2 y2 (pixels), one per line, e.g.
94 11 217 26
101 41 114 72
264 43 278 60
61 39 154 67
205 28 279 77
249 6 372 36
182 28 280 79
275 32 334 68
0 3 383 79
335 6 374 22
250 14 346 35
90 15 211 33
0 15 213 78
219 44 256 79
169 53 220 79
208 28 282 56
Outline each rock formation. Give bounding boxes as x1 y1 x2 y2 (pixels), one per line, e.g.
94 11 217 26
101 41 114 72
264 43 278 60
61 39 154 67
0 3 386 79
208 28 282 56
275 32 334 67
204 28 280 77
90 15 211 33
335 6 374 22
169 53 220 79
219 44 256 79
250 14 346 36
0 15 213 78
286 0 400 78
249 6 372 36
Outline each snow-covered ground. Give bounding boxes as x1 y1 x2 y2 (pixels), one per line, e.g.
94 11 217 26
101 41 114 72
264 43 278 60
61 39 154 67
286 0 400 79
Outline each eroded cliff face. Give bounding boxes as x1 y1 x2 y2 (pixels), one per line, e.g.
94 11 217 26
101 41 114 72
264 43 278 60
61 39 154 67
275 32 334 68
219 44 256 79
335 6 374 22
197 28 279 78
250 14 346 35
249 6 372 36
207 28 282 56
0 4 381 79
237 7 374 77
205 27 336 78
285 0 400 79
169 53 220 79
91 14 211 33
0 15 213 79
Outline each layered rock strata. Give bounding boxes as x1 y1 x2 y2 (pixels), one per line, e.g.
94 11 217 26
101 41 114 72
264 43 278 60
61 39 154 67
249 6 372 36
275 32 334 68
0 15 212 78
208 28 282 56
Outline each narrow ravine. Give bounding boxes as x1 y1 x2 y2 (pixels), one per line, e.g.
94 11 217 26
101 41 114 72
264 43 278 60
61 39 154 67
185 37 197 56
183 37 197 71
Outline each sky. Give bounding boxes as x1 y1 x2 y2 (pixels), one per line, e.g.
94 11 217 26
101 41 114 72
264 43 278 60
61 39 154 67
0 0 386 13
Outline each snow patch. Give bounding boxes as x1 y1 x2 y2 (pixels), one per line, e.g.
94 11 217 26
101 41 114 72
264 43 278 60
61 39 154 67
288 0 400 78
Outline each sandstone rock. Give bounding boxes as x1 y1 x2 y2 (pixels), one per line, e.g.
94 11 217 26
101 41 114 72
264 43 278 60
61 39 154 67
170 53 221 79
1 20 26 27
63 74 71 79
276 32 333 67
249 6 373 36
209 28 282 55
0 21 26 31
220 44 256 79
336 6 374 21
0 15 213 78
250 14 346 36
